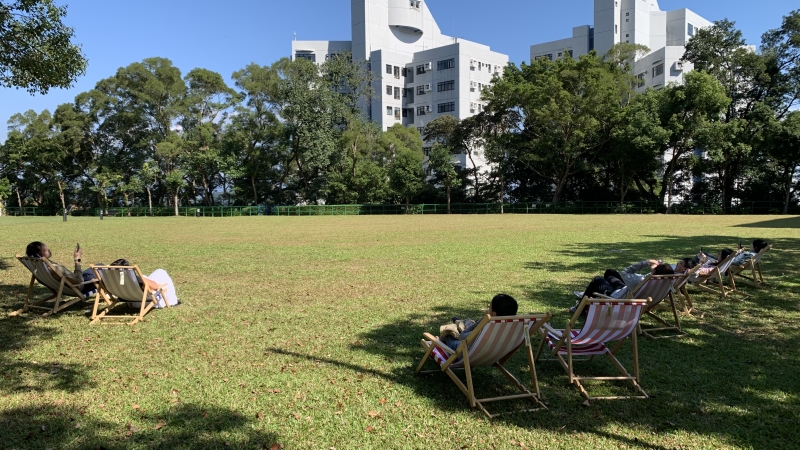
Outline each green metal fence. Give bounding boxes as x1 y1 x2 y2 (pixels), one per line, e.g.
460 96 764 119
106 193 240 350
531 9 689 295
3 201 799 217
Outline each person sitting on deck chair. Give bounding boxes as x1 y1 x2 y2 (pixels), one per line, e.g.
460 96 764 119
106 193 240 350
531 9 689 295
441 294 518 351
25 241 97 295
570 260 675 314
108 259 180 308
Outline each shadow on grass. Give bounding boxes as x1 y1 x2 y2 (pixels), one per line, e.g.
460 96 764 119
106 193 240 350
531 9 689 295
0 403 282 449
733 216 800 228
333 234 800 448
0 256 13 270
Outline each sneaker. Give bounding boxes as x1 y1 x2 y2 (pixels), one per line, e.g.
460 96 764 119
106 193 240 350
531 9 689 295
573 291 584 299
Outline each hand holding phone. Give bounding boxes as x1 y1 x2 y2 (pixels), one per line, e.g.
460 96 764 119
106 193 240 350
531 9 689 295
74 243 82 261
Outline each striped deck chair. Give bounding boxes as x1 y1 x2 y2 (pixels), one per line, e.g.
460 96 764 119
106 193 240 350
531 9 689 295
414 313 551 418
595 274 684 338
536 297 649 400
90 264 170 325
690 249 742 298
729 244 772 289
11 255 96 317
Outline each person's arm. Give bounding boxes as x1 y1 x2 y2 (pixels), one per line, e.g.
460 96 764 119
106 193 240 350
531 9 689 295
72 246 83 279
140 276 161 291
622 260 654 275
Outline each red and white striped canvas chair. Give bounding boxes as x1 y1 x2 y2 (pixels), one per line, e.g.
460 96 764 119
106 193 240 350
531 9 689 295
11 255 96 317
90 264 169 326
595 274 684 338
536 297 649 400
414 313 551 418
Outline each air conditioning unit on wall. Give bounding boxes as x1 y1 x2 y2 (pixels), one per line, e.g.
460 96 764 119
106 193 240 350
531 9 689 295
674 61 684 71
424 84 432 92
424 62 432 71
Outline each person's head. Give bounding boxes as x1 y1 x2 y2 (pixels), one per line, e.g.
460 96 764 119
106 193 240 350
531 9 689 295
653 263 675 275
719 248 734 262
111 259 131 266
489 294 518 317
752 239 769 253
26 241 50 258
674 257 696 273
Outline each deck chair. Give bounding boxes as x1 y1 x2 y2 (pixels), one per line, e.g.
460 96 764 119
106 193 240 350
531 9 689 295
536 297 649 400
11 255 96 317
729 244 772 289
90 264 170 325
595 274 684 338
414 313 551 418
689 249 742 298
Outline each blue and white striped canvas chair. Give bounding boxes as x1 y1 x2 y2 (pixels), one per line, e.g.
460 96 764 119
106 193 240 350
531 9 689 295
90 264 169 325
12 255 96 317
414 313 551 418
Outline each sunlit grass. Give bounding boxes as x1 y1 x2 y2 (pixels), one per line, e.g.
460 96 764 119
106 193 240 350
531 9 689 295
1 214 798 449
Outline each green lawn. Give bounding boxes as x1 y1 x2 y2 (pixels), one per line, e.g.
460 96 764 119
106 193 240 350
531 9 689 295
1 215 798 449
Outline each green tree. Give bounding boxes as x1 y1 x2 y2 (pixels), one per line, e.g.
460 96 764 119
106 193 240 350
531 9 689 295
426 144 462 213
385 124 424 211
0 0 87 94
0 177 10 215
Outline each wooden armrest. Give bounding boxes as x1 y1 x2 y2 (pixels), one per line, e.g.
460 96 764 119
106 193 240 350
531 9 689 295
540 322 561 337
593 292 613 299
421 332 455 355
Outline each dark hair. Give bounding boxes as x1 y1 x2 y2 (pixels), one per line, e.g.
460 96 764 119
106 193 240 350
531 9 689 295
26 241 45 257
679 257 696 269
111 259 131 266
653 263 675 275
752 239 769 252
719 248 734 262
491 294 518 316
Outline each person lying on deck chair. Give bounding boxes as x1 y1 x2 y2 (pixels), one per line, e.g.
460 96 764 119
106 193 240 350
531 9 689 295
108 259 180 308
570 260 675 314
440 294 518 351
25 241 97 295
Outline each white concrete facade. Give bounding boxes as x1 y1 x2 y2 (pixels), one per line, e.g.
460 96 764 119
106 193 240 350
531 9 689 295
291 0 508 173
530 0 712 90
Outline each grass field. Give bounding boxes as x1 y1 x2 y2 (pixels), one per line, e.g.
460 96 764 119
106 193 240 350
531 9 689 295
1 214 798 449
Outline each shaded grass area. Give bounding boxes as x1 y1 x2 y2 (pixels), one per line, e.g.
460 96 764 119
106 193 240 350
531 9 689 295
0 215 798 449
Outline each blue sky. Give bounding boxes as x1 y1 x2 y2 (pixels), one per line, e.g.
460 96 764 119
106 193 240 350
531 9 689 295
1 0 797 143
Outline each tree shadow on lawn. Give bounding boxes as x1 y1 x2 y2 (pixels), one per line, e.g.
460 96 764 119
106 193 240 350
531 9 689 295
0 283 93 396
0 402 282 450
732 216 800 229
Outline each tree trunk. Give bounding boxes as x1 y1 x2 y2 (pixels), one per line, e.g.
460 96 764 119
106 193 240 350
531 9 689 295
251 175 258 206
146 186 153 216
405 196 410 214
57 180 67 217
552 174 569 203
446 179 451 214
16 188 23 215
466 150 480 200
174 193 179 216
123 193 131 216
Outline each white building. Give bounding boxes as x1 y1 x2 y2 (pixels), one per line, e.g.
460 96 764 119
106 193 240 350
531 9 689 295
530 0 712 90
292 0 508 173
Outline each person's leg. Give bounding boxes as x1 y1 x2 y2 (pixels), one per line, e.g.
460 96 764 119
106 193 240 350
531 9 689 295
80 265 101 295
604 269 623 281
442 336 461 352
582 276 613 299
604 274 626 292
146 269 178 307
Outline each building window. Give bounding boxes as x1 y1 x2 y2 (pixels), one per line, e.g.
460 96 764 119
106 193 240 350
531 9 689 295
394 107 401 120
567 50 573 58
423 147 431 157
626 34 629 37
386 64 392 74
557 52 562 58
416 64 426 74
437 58 455 70
626 18 629 22
437 80 454 92
394 87 400 99
402 67 407 77
394 66 400 79
652 63 664 77
295 53 315 62
615 24 618 34
688 23 695 36
437 102 455 113
386 85 392 95
637 72 647 80
417 127 425 134
416 106 427 116
386 106 393 116
626 12 629 16
425 167 433 176
417 85 425 95
402 108 408 118
402 88 407 98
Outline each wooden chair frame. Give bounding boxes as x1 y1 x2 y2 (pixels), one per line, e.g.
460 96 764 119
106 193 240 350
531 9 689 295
536 297 649 401
728 245 772 289
673 264 702 314
11 255 96 317
414 313 551 418
90 264 169 326
689 249 743 298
